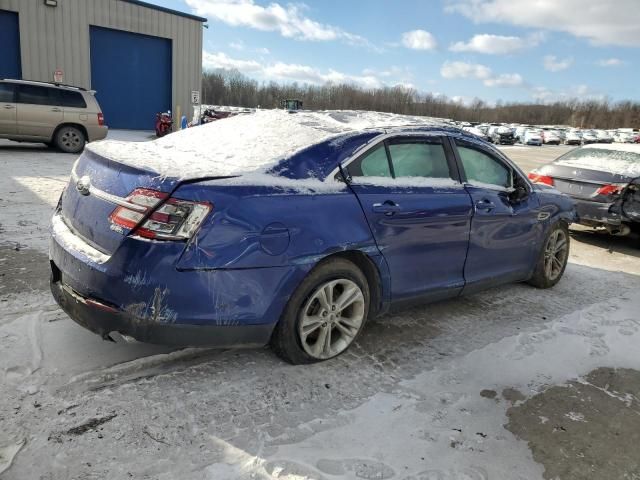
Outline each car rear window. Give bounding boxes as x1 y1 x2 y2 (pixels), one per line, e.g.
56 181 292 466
388 140 451 179
0 83 15 103
58 90 87 108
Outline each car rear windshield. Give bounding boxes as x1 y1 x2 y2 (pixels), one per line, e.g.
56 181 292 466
556 148 640 177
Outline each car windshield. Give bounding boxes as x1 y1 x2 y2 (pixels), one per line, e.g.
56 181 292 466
555 147 640 177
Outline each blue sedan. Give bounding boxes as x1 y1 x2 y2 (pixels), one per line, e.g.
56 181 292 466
49 111 575 364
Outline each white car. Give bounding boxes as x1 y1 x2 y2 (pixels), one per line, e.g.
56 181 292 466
524 130 543 146
462 126 490 141
614 132 636 143
565 130 582 145
543 130 561 145
581 130 599 144
594 129 613 143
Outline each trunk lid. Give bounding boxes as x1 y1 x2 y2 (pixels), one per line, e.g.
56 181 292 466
538 163 635 202
59 149 180 255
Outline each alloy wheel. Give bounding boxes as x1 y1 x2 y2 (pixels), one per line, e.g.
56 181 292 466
544 229 568 281
61 129 82 150
298 278 365 360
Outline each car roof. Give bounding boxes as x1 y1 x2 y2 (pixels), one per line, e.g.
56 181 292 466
1 78 89 93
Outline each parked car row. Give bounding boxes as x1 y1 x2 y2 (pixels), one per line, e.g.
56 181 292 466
457 121 640 148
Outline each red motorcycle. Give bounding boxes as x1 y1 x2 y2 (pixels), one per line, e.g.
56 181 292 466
155 111 173 137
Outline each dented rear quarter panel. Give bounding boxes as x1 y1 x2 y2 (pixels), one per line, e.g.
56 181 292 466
174 183 382 270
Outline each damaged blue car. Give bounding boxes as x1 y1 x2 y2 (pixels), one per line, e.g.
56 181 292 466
50 110 575 364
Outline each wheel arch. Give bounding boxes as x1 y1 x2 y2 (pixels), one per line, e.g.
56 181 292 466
51 123 88 143
312 249 388 318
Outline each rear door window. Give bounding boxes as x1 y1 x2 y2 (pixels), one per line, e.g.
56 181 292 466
387 139 452 179
0 83 15 103
17 85 57 106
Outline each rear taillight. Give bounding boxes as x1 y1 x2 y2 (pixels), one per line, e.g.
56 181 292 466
528 172 554 186
97 113 105 126
109 188 211 240
593 183 626 197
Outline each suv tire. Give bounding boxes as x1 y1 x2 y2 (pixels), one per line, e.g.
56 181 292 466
54 126 86 154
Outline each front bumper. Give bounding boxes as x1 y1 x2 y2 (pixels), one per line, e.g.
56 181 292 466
50 267 274 347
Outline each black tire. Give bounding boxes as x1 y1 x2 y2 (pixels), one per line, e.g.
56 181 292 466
54 126 86 154
270 258 370 364
528 222 570 288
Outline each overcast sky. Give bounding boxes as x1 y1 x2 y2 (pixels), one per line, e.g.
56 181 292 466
151 0 639 104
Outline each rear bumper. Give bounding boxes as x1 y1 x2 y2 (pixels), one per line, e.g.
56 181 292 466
49 218 311 347
87 125 108 142
573 198 621 226
50 266 274 348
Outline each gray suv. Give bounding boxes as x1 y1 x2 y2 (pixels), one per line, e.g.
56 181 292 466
0 79 108 153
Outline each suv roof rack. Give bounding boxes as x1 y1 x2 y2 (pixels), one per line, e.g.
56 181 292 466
0 78 88 91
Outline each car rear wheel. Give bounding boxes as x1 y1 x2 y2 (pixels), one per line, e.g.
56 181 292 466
528 222 570 288
271 258 369 364
54 126 86 154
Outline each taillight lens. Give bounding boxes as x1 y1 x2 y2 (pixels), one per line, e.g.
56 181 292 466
528 172 554 186
97 113 105 126
593 183 626 197
109 188 211 240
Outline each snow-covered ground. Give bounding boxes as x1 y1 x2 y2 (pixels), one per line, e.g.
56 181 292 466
1 136 640 479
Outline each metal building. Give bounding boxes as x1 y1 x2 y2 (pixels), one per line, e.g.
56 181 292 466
0 0 205 130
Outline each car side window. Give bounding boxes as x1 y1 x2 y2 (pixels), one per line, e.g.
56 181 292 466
456 142 512 189
59 90 87 109
388 139 451 179
0 84 15 103
347 144 392 178
17 85 56 106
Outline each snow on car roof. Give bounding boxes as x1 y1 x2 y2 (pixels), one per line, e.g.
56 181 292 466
555 143 640 178
87 109 446 180
582 143 640 154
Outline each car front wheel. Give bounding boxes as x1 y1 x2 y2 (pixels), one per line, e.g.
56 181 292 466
528 222 570 288
271 258 370 364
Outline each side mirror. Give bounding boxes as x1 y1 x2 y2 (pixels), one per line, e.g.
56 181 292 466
509 185 529 203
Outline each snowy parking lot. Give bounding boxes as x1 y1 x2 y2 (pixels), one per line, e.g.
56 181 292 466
1 138 640 479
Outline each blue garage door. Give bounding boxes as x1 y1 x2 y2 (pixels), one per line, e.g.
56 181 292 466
90 26 172 130
0 10 21 79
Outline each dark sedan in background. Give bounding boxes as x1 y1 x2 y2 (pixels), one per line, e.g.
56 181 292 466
529 144 640 236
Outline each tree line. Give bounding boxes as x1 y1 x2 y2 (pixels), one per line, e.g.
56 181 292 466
202 70 640 129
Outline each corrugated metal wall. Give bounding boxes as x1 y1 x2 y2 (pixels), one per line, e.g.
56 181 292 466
0 0 203 126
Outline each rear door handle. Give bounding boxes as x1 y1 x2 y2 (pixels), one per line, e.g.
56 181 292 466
51 107 62 112
3 105 15 110
372 201 401 215
475 199 496 211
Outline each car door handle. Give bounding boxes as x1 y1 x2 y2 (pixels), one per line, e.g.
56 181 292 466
372 201 401 215
3 105 15 110
475 199 496 211
51 107 62 112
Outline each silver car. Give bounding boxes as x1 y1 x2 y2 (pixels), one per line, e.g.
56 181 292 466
0 79 108 153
